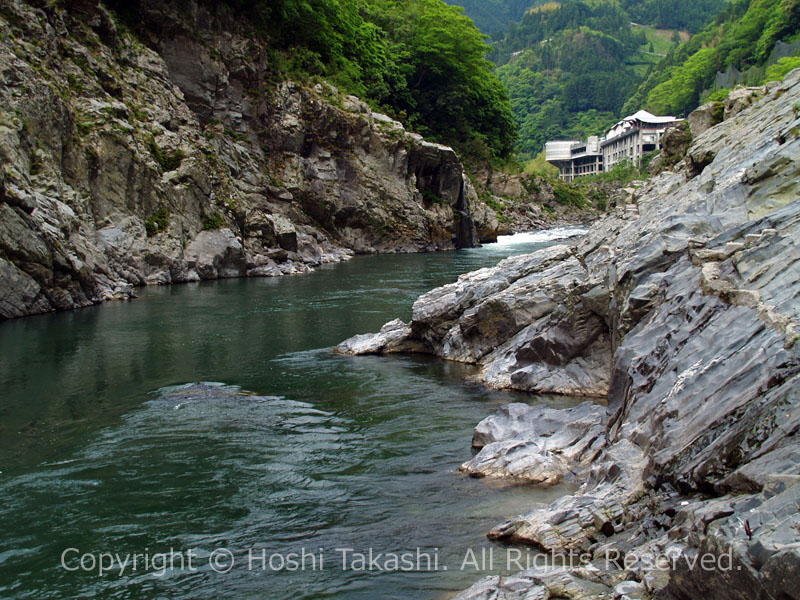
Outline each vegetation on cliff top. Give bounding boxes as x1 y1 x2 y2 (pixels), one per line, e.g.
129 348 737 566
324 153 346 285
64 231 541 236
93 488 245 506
213 0 517 159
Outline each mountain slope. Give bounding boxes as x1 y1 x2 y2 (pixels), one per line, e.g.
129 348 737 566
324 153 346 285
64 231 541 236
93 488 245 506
489 0 730 157
440 0 533 38
493 1 646 155
624 0 800 116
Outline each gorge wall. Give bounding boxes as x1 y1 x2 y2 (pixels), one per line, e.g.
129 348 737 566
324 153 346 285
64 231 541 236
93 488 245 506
0 0 495 319
338 70 800 598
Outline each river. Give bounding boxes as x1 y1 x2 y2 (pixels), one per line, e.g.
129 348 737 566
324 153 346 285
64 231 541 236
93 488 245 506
0 229 587 599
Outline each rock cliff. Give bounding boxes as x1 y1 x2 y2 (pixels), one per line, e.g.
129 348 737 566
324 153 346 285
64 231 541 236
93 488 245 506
0 0 487 319
338 69 800 599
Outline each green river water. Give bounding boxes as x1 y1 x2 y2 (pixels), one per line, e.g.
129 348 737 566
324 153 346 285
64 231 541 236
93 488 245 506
0 230 587 599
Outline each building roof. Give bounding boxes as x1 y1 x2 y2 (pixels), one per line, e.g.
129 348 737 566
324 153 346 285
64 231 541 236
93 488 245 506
628 110 679 124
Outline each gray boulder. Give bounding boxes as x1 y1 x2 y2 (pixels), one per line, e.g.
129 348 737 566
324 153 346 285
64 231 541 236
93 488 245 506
184 229 246 280
460 401 606 484
687 101 723 138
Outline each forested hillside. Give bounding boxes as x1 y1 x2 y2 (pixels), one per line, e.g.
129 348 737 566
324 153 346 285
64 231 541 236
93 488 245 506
624 0 800 116
111 0 518 158
619 0 726 32
440 0 532 38
493 1 644 155
484 0 729 157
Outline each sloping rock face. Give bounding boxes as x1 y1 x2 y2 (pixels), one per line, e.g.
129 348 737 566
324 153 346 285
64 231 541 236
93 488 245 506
340 70 800 599
0 0 482 319
459 402 606 484
336 244 614 396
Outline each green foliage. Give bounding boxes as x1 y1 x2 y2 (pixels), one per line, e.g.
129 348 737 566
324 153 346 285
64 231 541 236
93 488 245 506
551 179 586 207
640 150 660 171
421 188 445 205
224 128 251 143
201 210 225 230
74 119 93 136
582 158 650 184
363 0 518 158
29 153 42 177
144 207 169 236
128 105 148 122
598 162 640 184
492 1 645 65
618 0 726 32
645 47 717 114
524 150 559 176
483 194 505 214
626 0 800 117
706 87 731 101
440 0 532 38
148 137 185 172
765 55 800 81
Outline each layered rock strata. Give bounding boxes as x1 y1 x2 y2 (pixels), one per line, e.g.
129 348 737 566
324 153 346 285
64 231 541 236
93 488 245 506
339 70 800 599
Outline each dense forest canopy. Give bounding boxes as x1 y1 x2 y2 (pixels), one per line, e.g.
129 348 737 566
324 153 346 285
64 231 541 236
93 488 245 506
440 0 533 38
619 0 727 33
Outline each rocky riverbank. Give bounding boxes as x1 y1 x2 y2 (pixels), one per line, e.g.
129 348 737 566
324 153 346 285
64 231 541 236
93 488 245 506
337 70 800 599
0 0 504 319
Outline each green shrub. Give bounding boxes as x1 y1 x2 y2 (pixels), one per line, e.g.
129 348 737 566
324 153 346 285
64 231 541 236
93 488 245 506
144 207 169 236
484 196 505 216
765 56 800 83
148 137 185 172
421 188 446 205
711 101 725 123
29 153 42 176
224 128 250 143
552 180 586 207
202 210 224 230
706 88 731 102
640 150 660 171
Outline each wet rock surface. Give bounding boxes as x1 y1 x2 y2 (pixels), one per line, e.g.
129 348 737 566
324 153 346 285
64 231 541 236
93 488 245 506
342 70 800 599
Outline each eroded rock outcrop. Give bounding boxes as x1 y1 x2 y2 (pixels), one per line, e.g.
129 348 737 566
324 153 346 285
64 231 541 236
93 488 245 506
459 402 606 484
0 0 486 319
336 242 613 396
341 69 800 599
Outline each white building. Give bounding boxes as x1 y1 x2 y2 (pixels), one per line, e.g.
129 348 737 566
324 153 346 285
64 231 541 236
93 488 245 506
545 110 682 181
544 136 603 183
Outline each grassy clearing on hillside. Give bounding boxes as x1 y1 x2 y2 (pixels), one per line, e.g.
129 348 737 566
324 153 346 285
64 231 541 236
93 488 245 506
524 150 559 177
637 26 691 54
627 27 690 78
